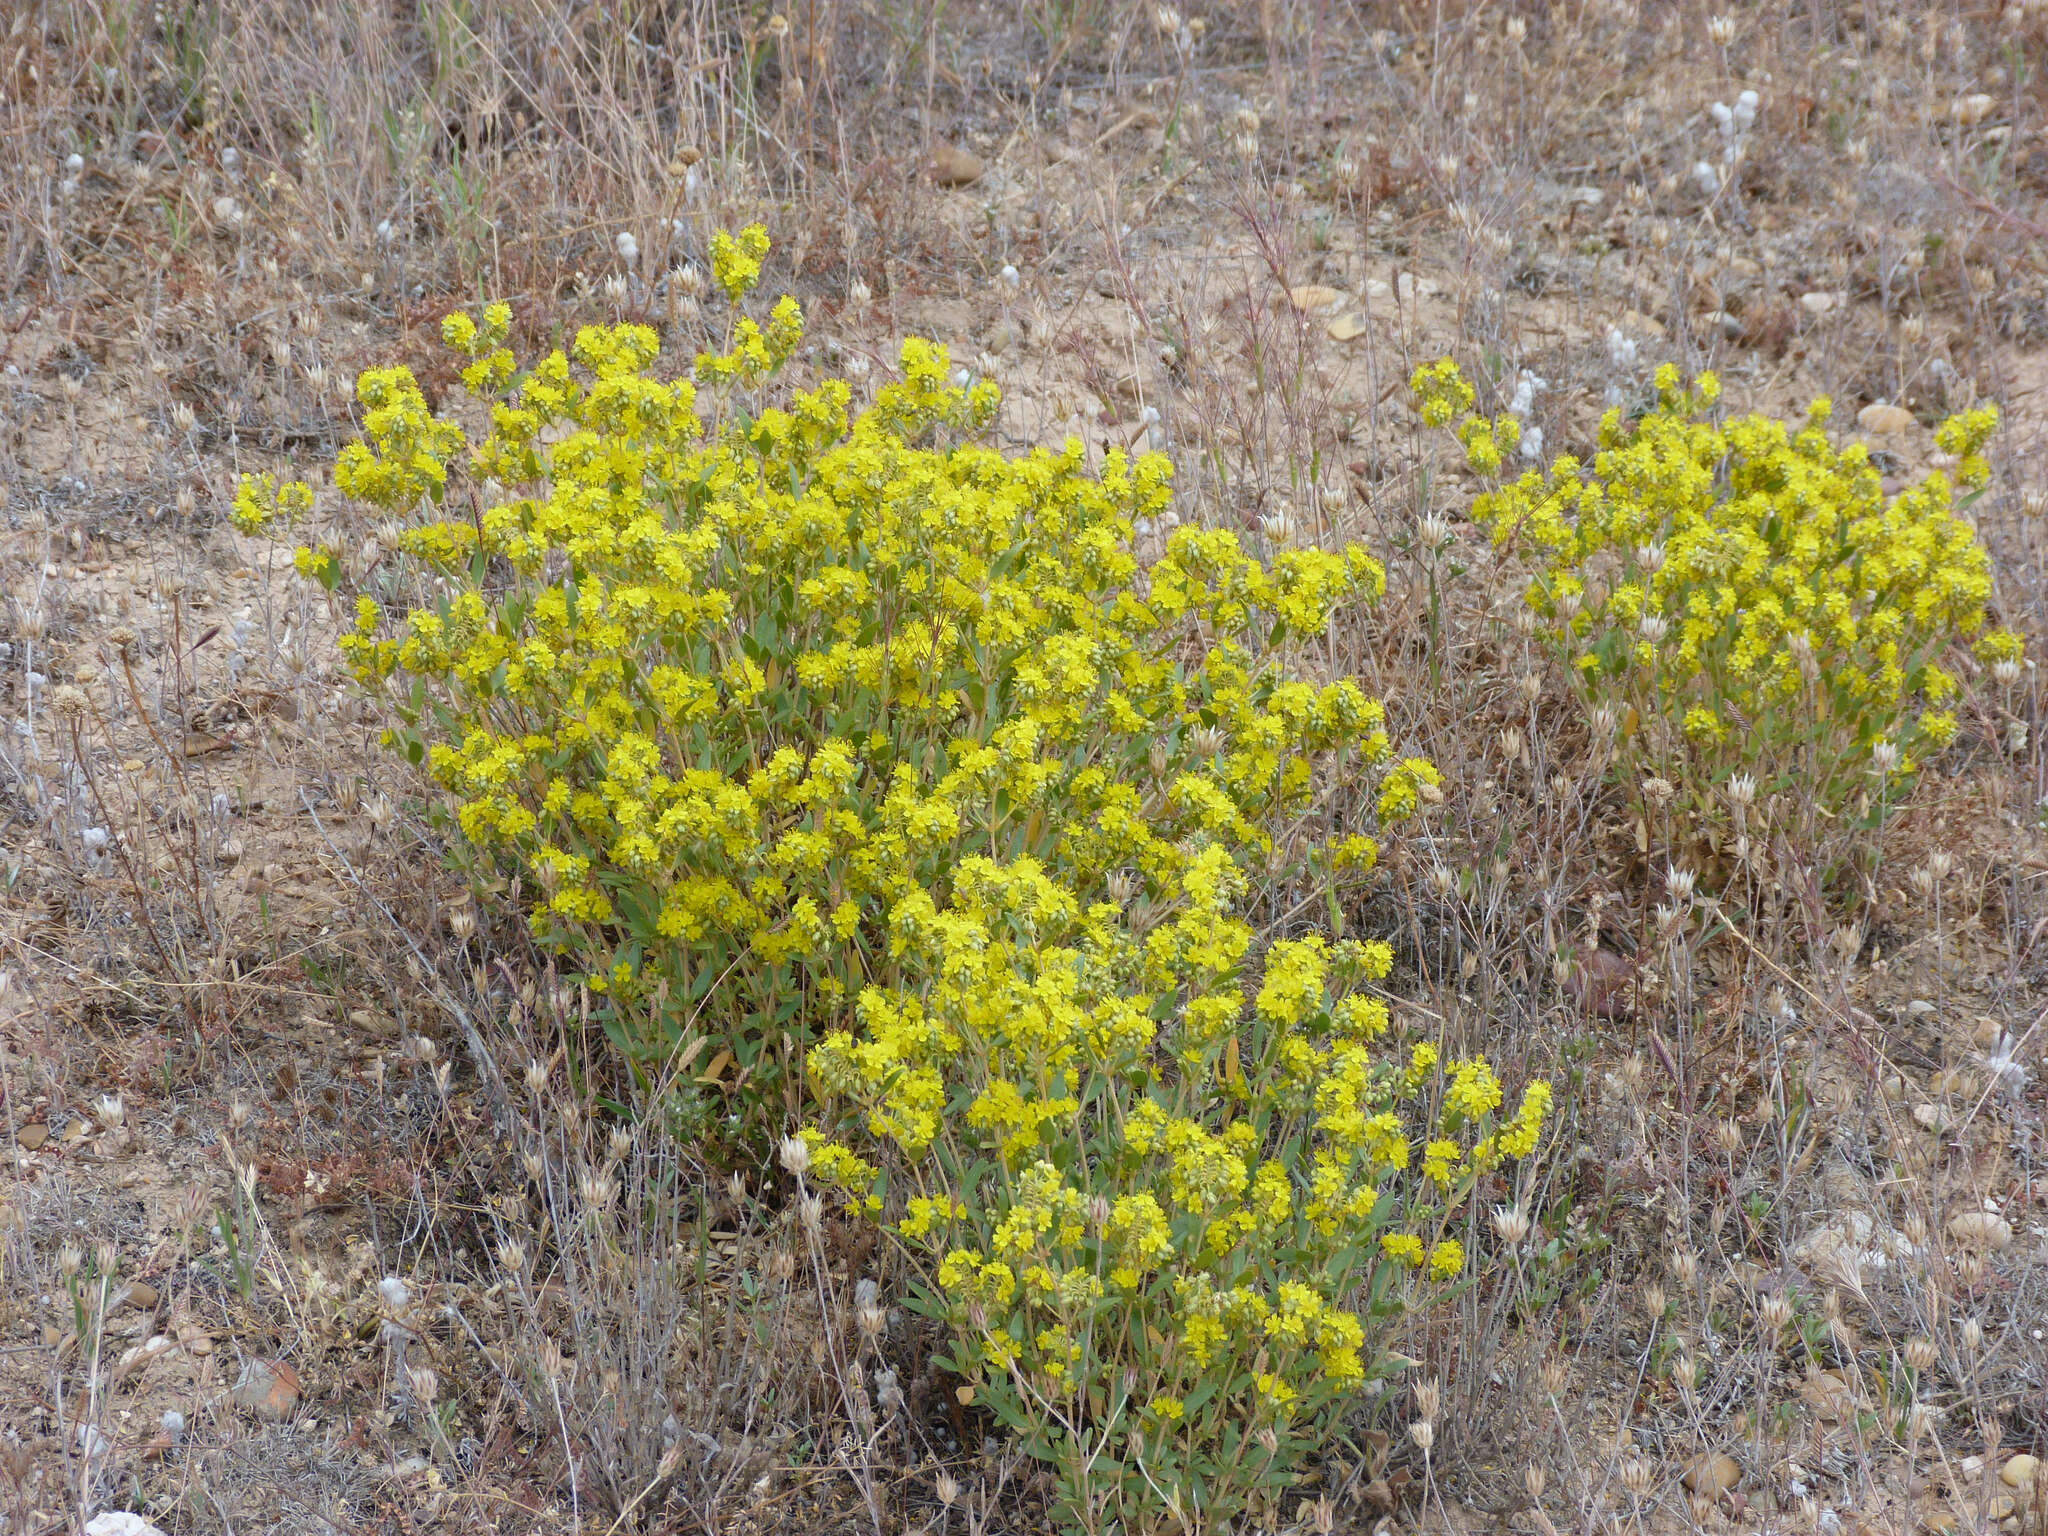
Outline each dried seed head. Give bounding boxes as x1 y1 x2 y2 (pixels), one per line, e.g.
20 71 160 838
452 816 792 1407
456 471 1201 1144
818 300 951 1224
1715 1118 1743 1156
59 1241 84 1279
1539 1357 1569 1398
577 1167 618 1210
1644 1283 1667 1320
94 1094 124 1131
1620 1455 1653 1497
1673 1353 1698 1393
1409 1419 1435 1453
798 1193 824 1234
1493 1204 1531 1245
1904 1336 1937 1372
228 1097 253 1131
1671 1247 1699 1286
1415 1377 1442 1421
1960 1316 1983 1351
498 1238 527 1272
1760 1291 1795 1331
779 1135 811 1177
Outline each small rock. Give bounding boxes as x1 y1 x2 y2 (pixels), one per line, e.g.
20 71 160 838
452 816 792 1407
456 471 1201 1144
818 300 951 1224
1912 1102 1949 1132
231 1356 301 1421
1684 1453 1741 1496
1799 289 1846 314
1570 185 1605 208
1986 1496 2017 1522
1799 1368 1859 1420
1394 272 1439 302
14 1123 48 1150
984 320 1019 355
1946 1211 2013 1251
1859 403 1915 434
2001 1455 2040 1489
116 1281 158 1312
928 143 984 186
1362 277 1393 301
113 1334 177 1384
1326 312 1370 341
1923 1510 1959 1536
85 1514 170 1536
1286 283 1344 314
1565 947 1636 1018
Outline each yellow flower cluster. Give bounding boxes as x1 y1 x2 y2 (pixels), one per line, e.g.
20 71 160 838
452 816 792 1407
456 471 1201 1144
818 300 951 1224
272 230 1549 1535
305 274 1393 1134
229 471 313 533
808 898 1546 1528
1415 359 2018 830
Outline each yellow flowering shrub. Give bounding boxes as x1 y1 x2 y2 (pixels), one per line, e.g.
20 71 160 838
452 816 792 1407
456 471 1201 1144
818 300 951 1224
261 230 1549 1531
273 230 1391 1135
1414 359 2020 839
804 903 1548 1531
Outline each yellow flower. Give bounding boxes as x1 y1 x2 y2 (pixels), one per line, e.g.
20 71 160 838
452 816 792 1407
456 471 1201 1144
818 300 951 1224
1381 1233 1425 1268
1429 1238 1464 1279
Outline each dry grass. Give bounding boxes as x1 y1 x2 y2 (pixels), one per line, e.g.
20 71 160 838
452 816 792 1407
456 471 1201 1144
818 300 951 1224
3 0 2048 1532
